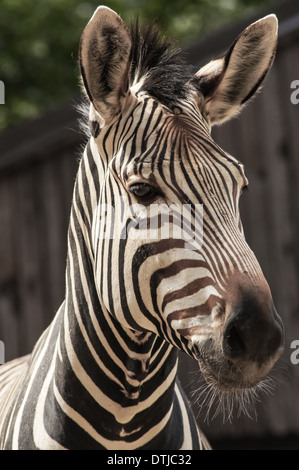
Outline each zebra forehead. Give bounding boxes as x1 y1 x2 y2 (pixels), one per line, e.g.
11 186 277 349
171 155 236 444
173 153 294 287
120 117 241 172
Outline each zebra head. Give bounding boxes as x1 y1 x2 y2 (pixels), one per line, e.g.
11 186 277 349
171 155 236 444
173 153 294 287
79 7 284 394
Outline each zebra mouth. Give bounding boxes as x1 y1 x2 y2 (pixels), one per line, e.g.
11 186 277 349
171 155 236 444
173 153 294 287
192 341 266 392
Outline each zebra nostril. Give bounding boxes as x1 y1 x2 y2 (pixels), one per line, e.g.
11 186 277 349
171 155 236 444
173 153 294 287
223 299 283 364
223 322 246 358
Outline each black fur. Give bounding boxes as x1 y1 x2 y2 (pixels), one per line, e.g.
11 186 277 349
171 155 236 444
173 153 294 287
129 21 194 109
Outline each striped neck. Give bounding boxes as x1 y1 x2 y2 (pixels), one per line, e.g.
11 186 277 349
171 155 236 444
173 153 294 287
54 137 180 447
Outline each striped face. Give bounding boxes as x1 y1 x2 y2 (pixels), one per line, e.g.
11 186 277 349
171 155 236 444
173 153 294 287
90 91 281 391
93 94 245 330
80 7 283 392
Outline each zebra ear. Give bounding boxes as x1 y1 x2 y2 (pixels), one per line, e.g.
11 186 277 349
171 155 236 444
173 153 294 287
193 15 278 125
79 6 132 126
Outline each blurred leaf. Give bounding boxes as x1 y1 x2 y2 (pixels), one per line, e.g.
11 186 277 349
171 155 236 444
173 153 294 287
0 0 278 131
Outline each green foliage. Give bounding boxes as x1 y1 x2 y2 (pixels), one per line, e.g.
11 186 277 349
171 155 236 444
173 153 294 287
0 0 277 131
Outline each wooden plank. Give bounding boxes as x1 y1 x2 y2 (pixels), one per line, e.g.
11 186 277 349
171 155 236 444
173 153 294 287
12 169 45 356
38 150 78 326
37 156 66 327
0 177 19 362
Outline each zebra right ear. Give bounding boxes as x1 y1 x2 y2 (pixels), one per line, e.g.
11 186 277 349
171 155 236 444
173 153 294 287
79 6 132 126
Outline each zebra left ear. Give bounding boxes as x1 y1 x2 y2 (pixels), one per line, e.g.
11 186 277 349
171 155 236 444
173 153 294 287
79 6 132 126
193 15 278 126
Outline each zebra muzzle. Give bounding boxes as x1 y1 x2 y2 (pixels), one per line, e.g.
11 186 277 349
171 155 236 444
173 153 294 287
222 290 284 367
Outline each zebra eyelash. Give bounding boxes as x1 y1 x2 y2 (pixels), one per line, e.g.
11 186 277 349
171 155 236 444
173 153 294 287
128 182 162 201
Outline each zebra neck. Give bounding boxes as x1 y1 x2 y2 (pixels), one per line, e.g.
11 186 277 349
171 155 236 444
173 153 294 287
58 170 180 436
57 288 179 437
61 268 179 411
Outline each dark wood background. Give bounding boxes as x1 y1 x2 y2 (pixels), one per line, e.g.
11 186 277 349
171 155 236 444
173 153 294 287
0 0 298 449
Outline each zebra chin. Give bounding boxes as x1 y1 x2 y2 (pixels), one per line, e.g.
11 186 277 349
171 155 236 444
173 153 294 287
191 337 283 394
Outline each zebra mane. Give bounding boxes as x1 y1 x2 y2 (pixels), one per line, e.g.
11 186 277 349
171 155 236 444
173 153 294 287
129 20 194 108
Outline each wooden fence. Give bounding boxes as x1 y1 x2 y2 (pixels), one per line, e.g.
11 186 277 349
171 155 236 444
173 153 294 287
0 105 81 359
0 0 298 449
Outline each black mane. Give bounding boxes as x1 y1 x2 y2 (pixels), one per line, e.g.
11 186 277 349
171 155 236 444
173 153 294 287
129 21 194 108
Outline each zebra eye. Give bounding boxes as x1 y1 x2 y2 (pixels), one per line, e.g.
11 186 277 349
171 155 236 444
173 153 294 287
129 183 158 200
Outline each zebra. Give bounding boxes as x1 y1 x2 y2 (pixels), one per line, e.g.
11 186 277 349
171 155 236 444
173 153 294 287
0 6 283 450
